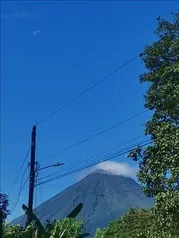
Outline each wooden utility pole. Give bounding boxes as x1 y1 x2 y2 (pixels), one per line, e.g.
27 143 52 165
26 125 64 224
27 125 36 223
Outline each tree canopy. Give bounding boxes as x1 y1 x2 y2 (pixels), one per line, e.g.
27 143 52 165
128 12 179 236
0 193 10 222
95 209 154 238
0 193 10 237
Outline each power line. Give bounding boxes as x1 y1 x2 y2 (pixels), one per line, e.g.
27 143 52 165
39 135 145 181
10 176 29 213
39 140 143 183
10 166 29 212
8 147 30 195
38 140 150 185
39 110 148 162
34 175 38 210
41 138 149 182
38 183 73 221
35 55 139 126
36 141 151 186
37 172 46 219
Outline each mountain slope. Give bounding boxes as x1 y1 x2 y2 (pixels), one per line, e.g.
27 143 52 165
11 170 153 234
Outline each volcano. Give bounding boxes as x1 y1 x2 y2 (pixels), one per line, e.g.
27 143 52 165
11 170 153 235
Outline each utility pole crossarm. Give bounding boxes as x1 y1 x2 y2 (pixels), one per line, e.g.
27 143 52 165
36 163 64 172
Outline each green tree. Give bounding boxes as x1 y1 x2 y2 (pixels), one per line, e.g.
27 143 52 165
94 209 154 238
4 219 86 238
128 12 179 236
95 228 105 238
4 225 24 238
0 193 10 238
3 203 89 238
24 203 89 238
0 194 10 222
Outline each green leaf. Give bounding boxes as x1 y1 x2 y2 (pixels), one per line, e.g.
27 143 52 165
22 204 45 235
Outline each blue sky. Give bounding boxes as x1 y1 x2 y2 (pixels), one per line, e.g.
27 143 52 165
1 1 178 220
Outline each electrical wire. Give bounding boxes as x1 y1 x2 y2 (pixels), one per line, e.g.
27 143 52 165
36 140 151 186
38 173 46 219
10 176 29 213
39 110 148 162
40 138 149 181
38 140 149 185
34 176 38 210
39 135 145 181
34 147 46 218
10 165 29 210
8 147 30 195
35 55 139 126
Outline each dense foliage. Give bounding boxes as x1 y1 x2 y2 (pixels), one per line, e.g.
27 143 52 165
3 219 85 238
2 203 89 238
0 194 10 238
128 12 179 236
0 193 10 222
94 208 177 238
95 209 153 238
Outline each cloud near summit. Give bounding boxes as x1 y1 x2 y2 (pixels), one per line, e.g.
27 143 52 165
78 161 138 181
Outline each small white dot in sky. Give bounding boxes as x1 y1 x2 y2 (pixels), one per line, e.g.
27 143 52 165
33 30 40 36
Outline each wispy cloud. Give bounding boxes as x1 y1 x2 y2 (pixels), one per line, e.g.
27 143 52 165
1 12 36 20
78 161 138 181
33 30 40 36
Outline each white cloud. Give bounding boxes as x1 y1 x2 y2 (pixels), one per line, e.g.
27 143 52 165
33 30 40 36
78 161 138 181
